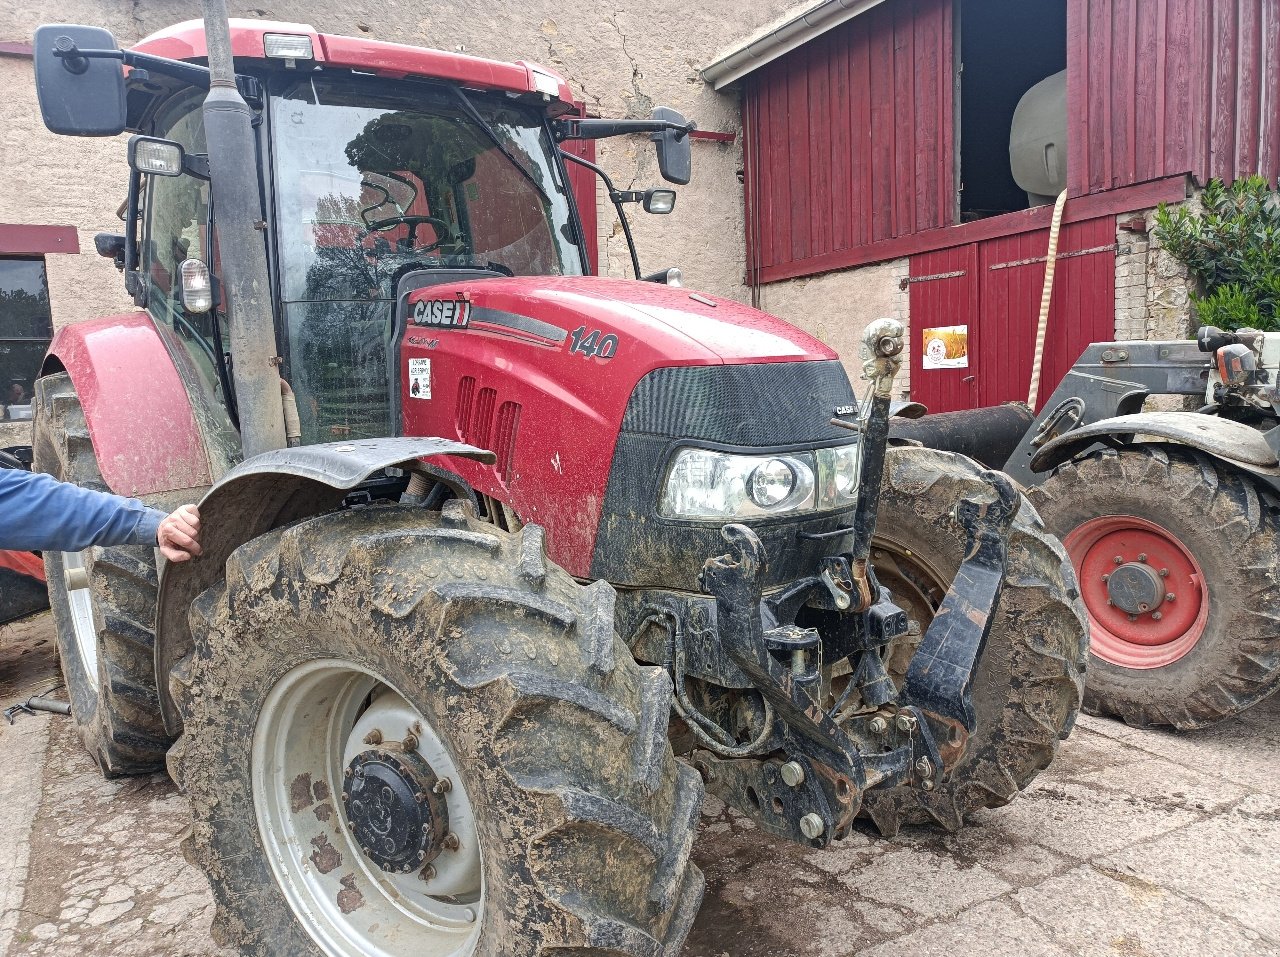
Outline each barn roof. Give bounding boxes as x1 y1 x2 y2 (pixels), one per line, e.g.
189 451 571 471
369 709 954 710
700 0 887 90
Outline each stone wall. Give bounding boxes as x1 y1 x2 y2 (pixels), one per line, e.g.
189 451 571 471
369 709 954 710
1112 199 1196 346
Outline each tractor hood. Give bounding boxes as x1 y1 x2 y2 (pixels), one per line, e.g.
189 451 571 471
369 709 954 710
402 275 836 366
396 272 856 583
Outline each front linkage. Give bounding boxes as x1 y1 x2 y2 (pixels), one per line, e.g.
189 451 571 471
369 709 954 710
692 319 1021 845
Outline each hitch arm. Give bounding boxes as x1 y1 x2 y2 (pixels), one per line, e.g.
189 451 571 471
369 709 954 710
903 471 1020 732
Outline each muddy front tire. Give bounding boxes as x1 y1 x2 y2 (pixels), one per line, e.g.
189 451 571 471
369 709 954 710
862 446 1087 835
1027 445 1280 729
169 502 703 957
33 372 169 776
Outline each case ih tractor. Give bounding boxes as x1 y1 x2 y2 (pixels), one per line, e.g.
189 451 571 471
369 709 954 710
897 328 1280 730
31 9 1085 956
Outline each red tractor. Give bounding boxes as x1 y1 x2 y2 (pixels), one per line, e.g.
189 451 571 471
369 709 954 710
31 9 1085 955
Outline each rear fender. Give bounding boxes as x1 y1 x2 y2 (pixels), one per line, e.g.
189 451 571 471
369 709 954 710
42 312 214 498
1029 411 1280 486
155 438 496 734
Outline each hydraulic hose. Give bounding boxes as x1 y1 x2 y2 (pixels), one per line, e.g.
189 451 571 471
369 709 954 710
1026 189 1069 410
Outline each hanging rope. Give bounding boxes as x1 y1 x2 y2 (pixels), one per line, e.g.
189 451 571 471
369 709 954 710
1026 189 1070 409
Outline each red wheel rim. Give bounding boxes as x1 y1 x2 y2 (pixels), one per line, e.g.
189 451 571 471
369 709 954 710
1062 515 1208 669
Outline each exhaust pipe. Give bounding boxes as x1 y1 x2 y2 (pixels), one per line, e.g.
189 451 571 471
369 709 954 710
201 0 287 458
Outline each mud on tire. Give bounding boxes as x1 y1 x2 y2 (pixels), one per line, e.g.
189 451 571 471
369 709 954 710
169 502 704 957
861 446 1087 835
1027 444 1280 729
33 372 170 776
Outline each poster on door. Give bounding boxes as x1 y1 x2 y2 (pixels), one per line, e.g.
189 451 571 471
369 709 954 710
922 325 968 369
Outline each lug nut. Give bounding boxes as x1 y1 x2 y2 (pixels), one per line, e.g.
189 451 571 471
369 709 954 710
418 864 436 882
1128 614 1137 622
869 716 888 735
895 713 918 733
1151 611 1162 620
921 779 936 791
1101 574 1110 583
1159 568 1169 577
780 761 805 787
799 813 825 840
364 729 383 746
443 832 461 851
403 733 419 752
433 777 453 794
1114 556 1124 565
1166 593 1176 602
1137 553 1148 563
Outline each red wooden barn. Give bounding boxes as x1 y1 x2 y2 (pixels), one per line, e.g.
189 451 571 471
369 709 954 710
704 0 1280 411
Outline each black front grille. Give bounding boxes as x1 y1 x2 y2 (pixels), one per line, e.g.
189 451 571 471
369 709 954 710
622 360 858 445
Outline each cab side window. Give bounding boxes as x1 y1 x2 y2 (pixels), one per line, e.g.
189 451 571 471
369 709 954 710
143 92 228 409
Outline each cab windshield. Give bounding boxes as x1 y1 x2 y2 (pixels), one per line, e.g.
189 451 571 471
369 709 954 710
269 75 583 443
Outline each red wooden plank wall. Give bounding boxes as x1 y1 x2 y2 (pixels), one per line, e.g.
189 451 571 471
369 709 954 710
1069 0 1280 196
742 0 954 279
909 215 1117 413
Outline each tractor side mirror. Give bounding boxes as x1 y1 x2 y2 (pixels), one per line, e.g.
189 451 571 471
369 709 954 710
650 107 692 185
33 24 127 136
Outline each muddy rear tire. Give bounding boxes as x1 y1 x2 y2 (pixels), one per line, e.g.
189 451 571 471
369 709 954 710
169 502 703 957
861 446 1087 835
1027 445 1280 729
32 372 169 776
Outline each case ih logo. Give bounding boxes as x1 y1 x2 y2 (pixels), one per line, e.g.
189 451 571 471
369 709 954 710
412 299 469 328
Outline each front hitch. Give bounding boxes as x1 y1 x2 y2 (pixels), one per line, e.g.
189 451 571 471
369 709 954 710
691 319 1021 846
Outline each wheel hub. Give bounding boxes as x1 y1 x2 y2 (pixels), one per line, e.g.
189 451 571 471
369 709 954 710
1063 515 1209 669
342 748 450 874
1106 561 1163 615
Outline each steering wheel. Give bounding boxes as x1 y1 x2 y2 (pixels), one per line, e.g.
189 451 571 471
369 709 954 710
360 215 454 252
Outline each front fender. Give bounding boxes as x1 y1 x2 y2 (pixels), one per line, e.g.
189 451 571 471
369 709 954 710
155 437 496 734
44 312 215 498
1029 411 1280 474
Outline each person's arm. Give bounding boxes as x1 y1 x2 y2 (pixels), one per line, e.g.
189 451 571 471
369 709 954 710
0 469 167 553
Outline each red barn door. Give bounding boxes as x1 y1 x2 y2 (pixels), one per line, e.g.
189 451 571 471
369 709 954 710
909 215 1116 413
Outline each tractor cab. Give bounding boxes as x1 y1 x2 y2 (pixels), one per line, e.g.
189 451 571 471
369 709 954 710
38 20 688 449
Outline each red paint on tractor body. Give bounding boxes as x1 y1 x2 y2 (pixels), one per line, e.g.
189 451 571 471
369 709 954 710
46 313 212 497
132 21 574 110
399 276 833 576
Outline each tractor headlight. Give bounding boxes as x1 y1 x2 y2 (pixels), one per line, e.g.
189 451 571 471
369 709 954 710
658 443 859 519
814 444 860 507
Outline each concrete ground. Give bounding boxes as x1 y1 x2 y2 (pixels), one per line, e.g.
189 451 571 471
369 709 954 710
2 611 1278 957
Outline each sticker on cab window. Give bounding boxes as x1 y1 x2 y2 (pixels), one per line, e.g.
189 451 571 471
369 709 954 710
408 358 432 399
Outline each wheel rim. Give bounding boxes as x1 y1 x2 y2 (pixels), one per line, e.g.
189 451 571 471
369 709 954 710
1063 515 1208 669
870 536 949 683
252 659 484 957
62 551 99 689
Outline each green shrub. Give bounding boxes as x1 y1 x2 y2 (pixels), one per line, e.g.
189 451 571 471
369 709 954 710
1153 176 1280 331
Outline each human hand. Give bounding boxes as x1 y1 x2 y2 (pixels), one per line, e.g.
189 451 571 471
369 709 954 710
158 504 202 562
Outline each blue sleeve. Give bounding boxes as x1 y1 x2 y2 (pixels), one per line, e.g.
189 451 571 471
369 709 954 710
0 470 166 553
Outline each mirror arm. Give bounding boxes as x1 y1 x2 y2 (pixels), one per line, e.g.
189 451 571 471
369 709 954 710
50 45 261 103
121 168 147 307
553 117 696 142
559 148 642 280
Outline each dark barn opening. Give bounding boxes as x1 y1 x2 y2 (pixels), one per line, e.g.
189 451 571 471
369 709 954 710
958 0 1067 220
